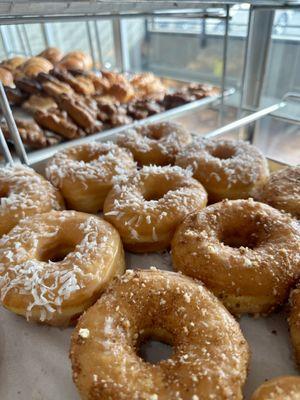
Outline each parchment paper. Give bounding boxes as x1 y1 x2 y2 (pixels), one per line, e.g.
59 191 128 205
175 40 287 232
1 251 298 400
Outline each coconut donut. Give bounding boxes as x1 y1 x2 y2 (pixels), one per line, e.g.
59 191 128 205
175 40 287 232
0 165 64 237
176 138 269 202
70 269 249 400
103 165 207 252
172 199 300 315
251 376 300 400
117 122 192 166
0 210 125 326
255 165 300 219
46 142 136 213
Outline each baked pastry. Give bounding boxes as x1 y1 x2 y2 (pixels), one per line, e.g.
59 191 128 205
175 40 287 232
127 99 163 120
22 94 58 113
172 199 300 315
57 94 103 134
15 76 42 95
104 165 207 252
288 288 300 364
51 68 95 95
4 86 28 106
0 67 14 87
36 72 74 97
251 376 300 400
105 81 135 103
0 56 26 72
1 118 55 149
34 108 86 139
46 142 136 213
0 210 125 326
117 122 192 166
20 56 53 77
131 72 166 100
70 269 249 400
255 166 300 219
0 165 64 237
176 138 269 202
161 91 195 109
38 47 63 64
59 51 93 71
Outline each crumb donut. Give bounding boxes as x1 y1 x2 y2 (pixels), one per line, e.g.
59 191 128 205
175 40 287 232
0 165 64 237
172 199 300 315
70 269 249 400
251 376 300 400
103 165 207 252
255 166 300 219
117 122 192 166
288 288 300 364
46 142 136 213
0 210 125 326
176 138 269 202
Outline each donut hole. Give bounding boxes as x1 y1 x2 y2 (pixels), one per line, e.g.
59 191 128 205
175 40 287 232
210 145 236 160
72 149 104 163
38 239 79 263
143 187 171 201
0 188 8 199
221 228 260 249
137 329 173 364
144 126 164 141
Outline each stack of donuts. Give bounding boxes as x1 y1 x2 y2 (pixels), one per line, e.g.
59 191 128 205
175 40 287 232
0 120 299 400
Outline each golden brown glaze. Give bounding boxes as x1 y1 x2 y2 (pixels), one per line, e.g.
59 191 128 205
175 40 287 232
46 142 136 213
104 165 207 252
117 122 192 166
251 376 300 400
70 269 249 400
255 166 300 219
20 56 53 77
172 199 300 315
0 210 125 326
176 138 269 202
0 165 64 237
38 47 63 64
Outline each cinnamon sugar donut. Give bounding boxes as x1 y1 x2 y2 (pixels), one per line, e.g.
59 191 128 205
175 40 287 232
0 165 64 237
117 122 192 166
288 288 300 364
256 166 300 219
251 376 300 400
0 210 125 326
172 199 300 315
70 269 249 400
46 142 136 213
103 165 207 252
176 138 269 202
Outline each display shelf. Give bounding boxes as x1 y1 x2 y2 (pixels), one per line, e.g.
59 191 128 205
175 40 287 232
0 0 294 24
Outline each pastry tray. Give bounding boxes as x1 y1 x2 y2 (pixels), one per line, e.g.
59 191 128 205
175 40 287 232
1 118 297 400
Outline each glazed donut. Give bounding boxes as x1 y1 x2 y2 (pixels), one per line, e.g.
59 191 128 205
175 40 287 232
20 56 53 77
59 51 93 71
70 269 249 400
172 199 300 315
288 288 300 364
38 47 63 64
0 165 64 237
103 165 207 252
251 376 300 400
176 138 269 202
130 72 166 100
46 142 136 213
0 67 14 87
255 165 300 219
0 210 125 326
0 56 26 71
117 122 192 166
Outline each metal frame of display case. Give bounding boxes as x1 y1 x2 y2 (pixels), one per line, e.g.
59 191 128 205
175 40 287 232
0 0 299 165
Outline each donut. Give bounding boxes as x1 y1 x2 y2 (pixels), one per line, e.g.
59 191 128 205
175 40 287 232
288 287 300 364
255 166 300 219
251 376 300 400
0 210 125 326
38 47 63 64
20 56 53 77
59 51 93 71
175 138 269 202
70 269 249 400
0 67 14 87
0 56 26 71
117 122 192 166
103 165 207 252
172 199 300 315
46 142 136 213
0 165 64 237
